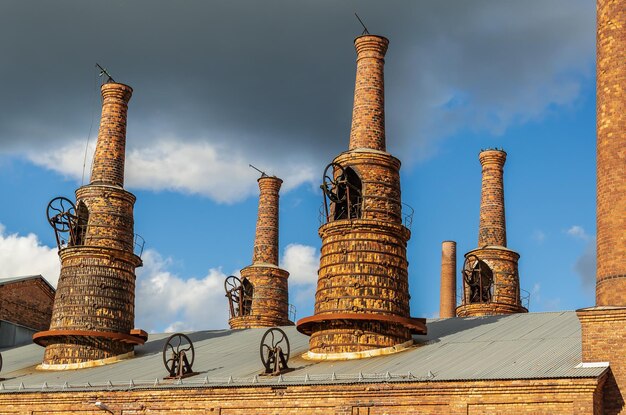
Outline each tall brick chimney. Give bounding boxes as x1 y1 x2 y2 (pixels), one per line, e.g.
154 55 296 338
577 1 626 413
349 36 387 152
228 175 292 329
296 35 426 360
478 150 507 248
440 241 457 319
456 149 527 317
34 82 146 369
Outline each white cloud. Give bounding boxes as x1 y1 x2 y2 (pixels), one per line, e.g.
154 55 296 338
0 224 60 287
280 243 319 286
27 139 316 204
566 225 589 240
135 249 230 333
0 225 231 333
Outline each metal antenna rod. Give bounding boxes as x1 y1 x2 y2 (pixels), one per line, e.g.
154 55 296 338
354 13 370 35
249 164 268 177
95 63 115 83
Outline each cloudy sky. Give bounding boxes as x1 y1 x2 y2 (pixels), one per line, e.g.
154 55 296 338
0 0 597 332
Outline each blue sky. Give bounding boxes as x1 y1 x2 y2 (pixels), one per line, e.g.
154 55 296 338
0 1 597 332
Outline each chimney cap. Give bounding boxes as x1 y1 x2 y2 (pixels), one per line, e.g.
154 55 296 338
100 81 133 94
354 34 390 47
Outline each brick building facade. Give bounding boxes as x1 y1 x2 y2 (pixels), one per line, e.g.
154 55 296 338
0 275 55 332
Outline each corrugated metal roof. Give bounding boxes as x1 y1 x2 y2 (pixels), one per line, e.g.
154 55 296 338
0 311 607 392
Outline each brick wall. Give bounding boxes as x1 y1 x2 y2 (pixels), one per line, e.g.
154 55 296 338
0 377 604 414
0 278 54 331
439 241 456 318
578 308 626 414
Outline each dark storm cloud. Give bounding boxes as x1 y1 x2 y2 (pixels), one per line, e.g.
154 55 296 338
0 0 594 168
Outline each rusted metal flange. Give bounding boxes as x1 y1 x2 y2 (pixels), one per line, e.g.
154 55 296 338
32 329 148 347
296 313 426 336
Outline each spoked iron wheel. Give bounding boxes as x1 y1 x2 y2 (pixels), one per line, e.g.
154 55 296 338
260 328 290 375
46 197 76 233
224 276 242 297
321 162 347 204
162 333 195 378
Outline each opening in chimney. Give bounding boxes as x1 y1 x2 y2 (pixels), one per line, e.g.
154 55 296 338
72 201 89 246
464 257 493 304
334 167 362 221
242 277 254 316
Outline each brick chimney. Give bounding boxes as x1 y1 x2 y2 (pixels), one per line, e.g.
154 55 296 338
34 82 146 369
296 35 426 360
440 241 457 319
478 150 507 247
577 1 626 413
90 83 132 187
456 149 526 317
229 175 292 329
349 35 388 152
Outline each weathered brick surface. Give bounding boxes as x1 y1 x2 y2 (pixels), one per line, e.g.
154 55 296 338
36 82 143 366
578 308 626 414
333 151 402 224
349 35 388 152
0 377 604 414
0 278 54 331
75 185 137 252
252 176 282 265
478 150 507 248
457 247 526 317
596 0 626 307
229 176 291 329
230 266 291 329
439 241 456 318
298 35 421 355
90 83 132 188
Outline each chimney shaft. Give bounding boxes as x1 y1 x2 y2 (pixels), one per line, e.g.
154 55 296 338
577 5 626 414
90 83 133 187
229 175 291 329
252 176 282 265
596 0 626 306
478 150 507 247
439 241 457 318
349 35 388 152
